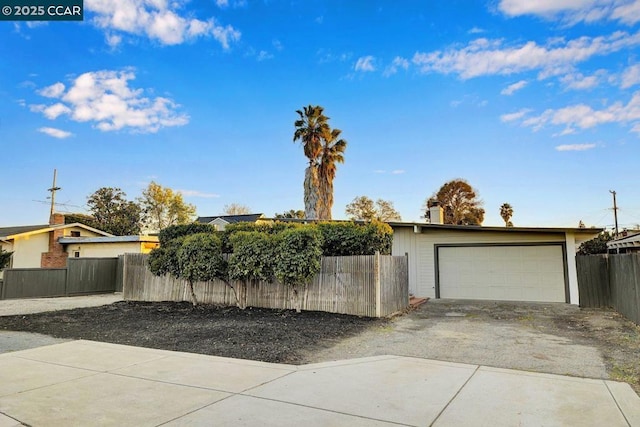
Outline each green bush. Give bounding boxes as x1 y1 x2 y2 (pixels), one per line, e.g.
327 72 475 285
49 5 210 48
228 231 278 282
0 248 12 270
275 227 322 312
221 221 299 252
177 233 227 284
317 221 393 256
158 223 217 245
148 236 186 277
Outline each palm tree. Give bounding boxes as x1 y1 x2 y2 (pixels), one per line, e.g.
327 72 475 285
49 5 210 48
317 128 347 220
293 105 330 219
500 203 514 227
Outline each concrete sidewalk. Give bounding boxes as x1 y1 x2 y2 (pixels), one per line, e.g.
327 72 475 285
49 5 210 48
0 341 638 426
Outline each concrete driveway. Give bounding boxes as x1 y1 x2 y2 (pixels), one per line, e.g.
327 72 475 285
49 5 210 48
308 299 640 389
0 340 639 426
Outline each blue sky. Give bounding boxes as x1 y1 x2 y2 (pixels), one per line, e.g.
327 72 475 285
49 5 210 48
2 0 640 230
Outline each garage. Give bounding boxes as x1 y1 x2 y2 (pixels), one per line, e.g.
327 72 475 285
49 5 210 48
436 245 568 303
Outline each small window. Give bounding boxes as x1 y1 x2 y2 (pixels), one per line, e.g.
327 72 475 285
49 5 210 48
73 251 80 258
70 231 81 237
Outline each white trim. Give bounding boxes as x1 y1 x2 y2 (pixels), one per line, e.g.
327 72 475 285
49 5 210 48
565 232 579 305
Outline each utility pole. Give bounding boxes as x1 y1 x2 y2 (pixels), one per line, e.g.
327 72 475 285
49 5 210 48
610 190 619 238
48 169 61 218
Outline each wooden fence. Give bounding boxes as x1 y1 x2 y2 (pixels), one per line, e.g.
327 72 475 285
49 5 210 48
1 257 121 300
576 254 640 325
122 253 409 317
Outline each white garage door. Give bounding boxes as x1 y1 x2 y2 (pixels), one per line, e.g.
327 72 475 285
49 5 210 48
438 245 566 303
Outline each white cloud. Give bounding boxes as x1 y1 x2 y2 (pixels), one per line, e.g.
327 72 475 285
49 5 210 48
611 0 640 24
500 108 532 122
519 91 640 134
30 103 73 119
256 50 273 61
501 80 528 95
374 169 405 175
499 0 598 17
468 27 485 34
383 56 409 77
38 127 73 139
450 94 488 108
354 56 376 72
317 49 351 64
178 190 220 198
217 0 247 8
26 21 48 28
498 0 640 25
105 32 122 48
560 71 604 89
38 82 66 98
85 0 241 48
555 143 597 151
412 31 640 79
31 69 189 133
621 64 640 88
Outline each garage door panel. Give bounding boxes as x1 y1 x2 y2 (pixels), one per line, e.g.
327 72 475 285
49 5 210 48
438 245 566 303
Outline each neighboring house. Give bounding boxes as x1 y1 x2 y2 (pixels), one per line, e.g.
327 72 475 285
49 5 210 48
0 213 112 270
196 213 265 231
389 205 600 305
607 231 640 253
0 213 160 273
58 235 159 258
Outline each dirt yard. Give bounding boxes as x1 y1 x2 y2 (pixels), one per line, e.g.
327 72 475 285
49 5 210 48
0 298 638 394
0 301 381 363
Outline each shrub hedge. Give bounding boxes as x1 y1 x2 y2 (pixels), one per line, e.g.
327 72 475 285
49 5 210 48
155 220 393 257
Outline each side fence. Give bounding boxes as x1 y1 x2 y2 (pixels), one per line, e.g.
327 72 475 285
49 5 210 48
576 254 640 325
123 253 409 317
1 257 121 300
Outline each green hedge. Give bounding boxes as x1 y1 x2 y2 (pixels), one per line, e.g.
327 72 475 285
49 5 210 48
155 220 393 257
158 223 217 245
317 221 393 256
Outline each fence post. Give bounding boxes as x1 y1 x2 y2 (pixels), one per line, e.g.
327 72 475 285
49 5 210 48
122 254 127 295
375 251 381 318
64 259 69 296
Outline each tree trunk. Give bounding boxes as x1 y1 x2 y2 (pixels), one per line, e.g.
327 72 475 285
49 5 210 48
304 165 320 219
290 288 302 313
224 280 246 309
187 281 198 306
317 174 333 220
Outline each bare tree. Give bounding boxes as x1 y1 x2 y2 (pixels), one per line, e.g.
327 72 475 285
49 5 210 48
345 196 401 222
223 203 252 215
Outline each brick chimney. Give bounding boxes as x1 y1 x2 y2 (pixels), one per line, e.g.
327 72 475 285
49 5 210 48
42 213 67 268
49 212 65 225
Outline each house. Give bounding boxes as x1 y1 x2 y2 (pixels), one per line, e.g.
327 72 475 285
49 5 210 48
0 213 159 272
389 205 601 305
58 235 159 258
607 231 640 253
196 213 265 231
0 213 113 270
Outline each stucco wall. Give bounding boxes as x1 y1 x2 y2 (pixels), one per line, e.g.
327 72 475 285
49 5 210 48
11 233 50 268
65 242 147 258
391 227 579 302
